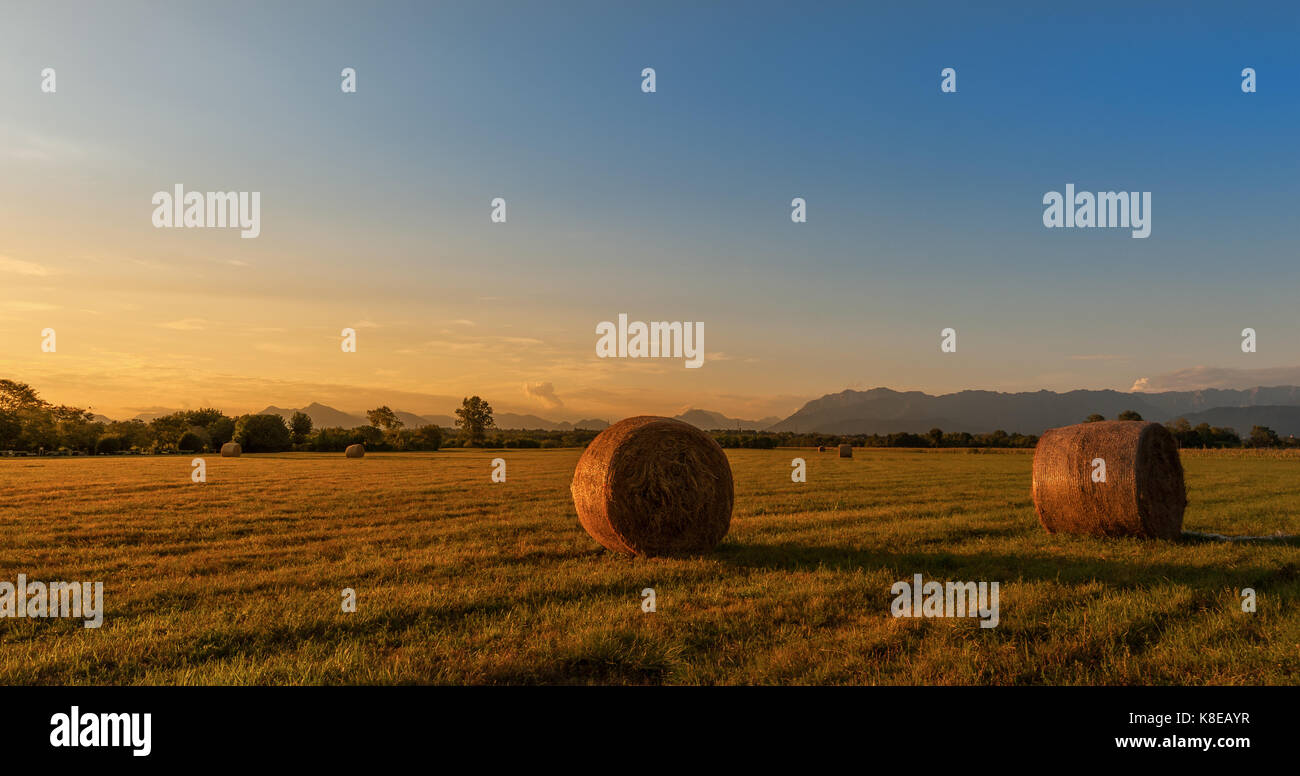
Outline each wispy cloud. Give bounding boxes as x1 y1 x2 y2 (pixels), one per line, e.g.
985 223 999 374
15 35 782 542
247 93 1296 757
1131 365 1300 392
0 123 89 162
159 318 212 331
4 300 59 311
254 343 301 355
0 255 54 276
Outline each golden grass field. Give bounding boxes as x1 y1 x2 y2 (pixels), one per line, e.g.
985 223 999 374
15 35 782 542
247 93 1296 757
2 448 1298 685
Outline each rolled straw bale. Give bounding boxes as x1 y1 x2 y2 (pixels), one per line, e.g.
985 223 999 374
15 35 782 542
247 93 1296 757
838 444 852 458
570 416 733 556
345 444 365 458
817 446 826 452
220 442 241 458
1032 420 1185 539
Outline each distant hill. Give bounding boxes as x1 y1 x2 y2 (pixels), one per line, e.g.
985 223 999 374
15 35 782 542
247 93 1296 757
259 403 367 429
393 410 456 429
768 386 1300 435
673 408 783 431
493 413 609 431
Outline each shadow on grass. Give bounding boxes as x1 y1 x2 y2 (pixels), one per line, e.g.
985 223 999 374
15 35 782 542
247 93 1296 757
1180 531 1300 546
714 539 1300 590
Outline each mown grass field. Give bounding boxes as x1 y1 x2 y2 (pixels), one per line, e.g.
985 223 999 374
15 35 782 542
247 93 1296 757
1 448 1297 685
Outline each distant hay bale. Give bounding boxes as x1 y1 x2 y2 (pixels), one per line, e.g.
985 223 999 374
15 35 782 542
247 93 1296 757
220 442 241 458
570 415 733 556
1032 420 1185 539
838 444 852 458
345 444 365 458
817 445 826 452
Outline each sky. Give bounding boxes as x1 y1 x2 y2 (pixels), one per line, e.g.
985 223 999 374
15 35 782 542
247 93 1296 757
2 1 1298 422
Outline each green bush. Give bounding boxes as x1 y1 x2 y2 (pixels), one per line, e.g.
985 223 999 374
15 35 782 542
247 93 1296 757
233 414 291 452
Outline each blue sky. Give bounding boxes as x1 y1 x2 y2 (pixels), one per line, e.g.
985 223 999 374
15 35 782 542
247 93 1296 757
2 1 1298 420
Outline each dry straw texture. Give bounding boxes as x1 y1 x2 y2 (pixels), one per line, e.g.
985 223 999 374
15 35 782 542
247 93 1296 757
220 442 241 458
1032 420 1186 539
838 444 852 458
571 416 734 556
345 444 365 458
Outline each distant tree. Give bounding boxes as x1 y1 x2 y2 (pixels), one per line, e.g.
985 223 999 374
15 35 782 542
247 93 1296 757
1084 414 1105 423
943 431 974 447
0 380 49 450
180 408 228 428
178 430 205 453
0 380 45 413
105 419 150 450
455 396 495 446
0 379 95 451
1117 410 1144 421
1165 418 1194 448
413 425 443 451
310 427 352 452
148 413 190 445
233 414 291 452
366 406 403 432
349 425 384 447
1192 422 1240 449
94 435 124 454
927 427 943 446
0 409 22 450
208 417 236 447
289 411 313 444
1249 425 1280 448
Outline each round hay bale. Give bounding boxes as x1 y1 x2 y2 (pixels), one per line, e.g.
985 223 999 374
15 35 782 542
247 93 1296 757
345 444 365 458
817 445 826 452
220 442 241 458
570 415 733 556
1032 420 1185 539
838 444 852 458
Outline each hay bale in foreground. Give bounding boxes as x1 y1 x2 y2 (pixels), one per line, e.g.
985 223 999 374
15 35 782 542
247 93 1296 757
220 442 241 458
345 444 365 458
838 444 852 458
1032 420 1185 539
570 416 733 556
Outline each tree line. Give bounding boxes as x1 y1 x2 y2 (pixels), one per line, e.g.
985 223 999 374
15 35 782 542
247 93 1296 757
4 379 1296 454
711 428 1039 449
0 381 513 454
1084 410 1297 449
